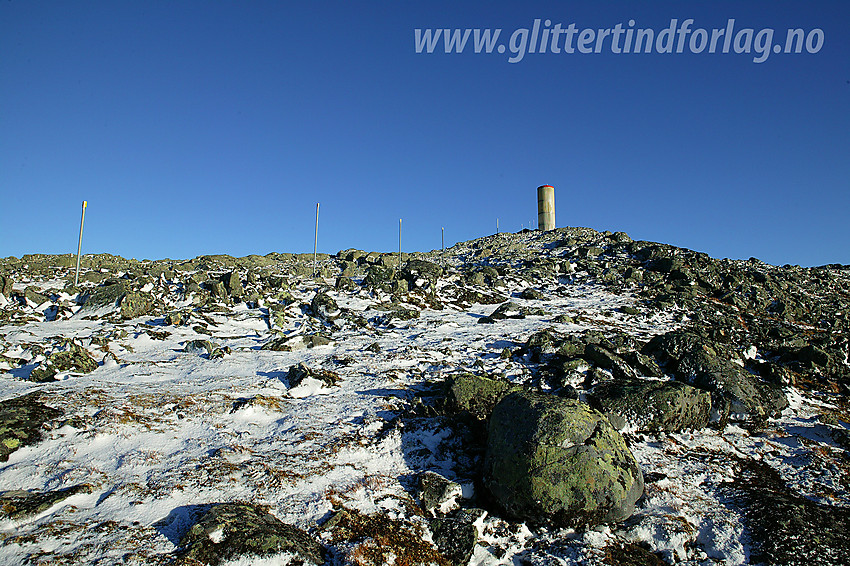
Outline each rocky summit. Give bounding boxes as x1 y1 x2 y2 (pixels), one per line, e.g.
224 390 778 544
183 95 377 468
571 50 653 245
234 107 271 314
0 226 848 565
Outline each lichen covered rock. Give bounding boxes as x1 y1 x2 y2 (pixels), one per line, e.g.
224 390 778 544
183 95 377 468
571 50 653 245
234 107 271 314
30 343 98 382
0 393 63 461
177 502 325 565
588 378 712 432
484 390 643 527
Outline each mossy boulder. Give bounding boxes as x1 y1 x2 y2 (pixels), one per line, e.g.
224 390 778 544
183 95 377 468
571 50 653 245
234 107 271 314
400 259 443 292
446 373 521 421
119 291 153 319
0 393 63 461
220 271 244 299
364 265 395 288
30 343 98 382
177 502 324 565
484 390 643 527
588 379 712 432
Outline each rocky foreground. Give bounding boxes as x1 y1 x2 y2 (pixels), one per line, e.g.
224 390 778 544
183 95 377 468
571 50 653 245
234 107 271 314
0 227 848 565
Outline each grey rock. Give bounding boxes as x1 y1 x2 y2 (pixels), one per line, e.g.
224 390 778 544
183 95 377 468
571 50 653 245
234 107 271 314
588 379 712 432
335 276 357 291
520 288 545 300
0 274 13 296
364 265 394 288
311 291 340 321
645 330 788 421
81 280 127 309
401 259 443 292
261 334 332 352
284 363 340 388
220 271 244 299
119 291 153 319
584 344 639 381
183 340 230 359
489 302 527 320
418 471 463 516
429 515 478 566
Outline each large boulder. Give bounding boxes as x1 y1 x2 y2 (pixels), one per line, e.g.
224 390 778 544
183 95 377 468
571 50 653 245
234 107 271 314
177 502 325 565
364 265 395 288
220 271 244 300
400 259 443 292
644 330 788 421
119 291 153 319
588 379 712 432
484 390 643 527
80 280 127 309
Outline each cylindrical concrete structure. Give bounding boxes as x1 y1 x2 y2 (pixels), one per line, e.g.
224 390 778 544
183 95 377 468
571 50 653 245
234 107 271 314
537 185 555 231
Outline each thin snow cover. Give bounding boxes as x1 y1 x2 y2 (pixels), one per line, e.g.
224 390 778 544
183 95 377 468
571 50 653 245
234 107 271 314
208 525 225 543
1 236 848 564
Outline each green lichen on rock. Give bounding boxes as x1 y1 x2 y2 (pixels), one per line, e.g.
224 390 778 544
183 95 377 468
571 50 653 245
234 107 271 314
0 393 63 462
645 330 788 421
119 291 153 319
484 390 643 527
177 502 325 565
588 378 712 432
445 373 521 421
0 484 92 521
81 280 127 309
30 343 98 383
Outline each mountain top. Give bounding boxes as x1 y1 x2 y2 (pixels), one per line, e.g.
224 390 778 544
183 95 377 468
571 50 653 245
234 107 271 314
1 226 848 565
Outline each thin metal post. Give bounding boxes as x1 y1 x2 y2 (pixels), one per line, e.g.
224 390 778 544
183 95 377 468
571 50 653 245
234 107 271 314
398 218 402 271
74 201 87 287
441 227 444 266
496 218 499 234
313 203 319 277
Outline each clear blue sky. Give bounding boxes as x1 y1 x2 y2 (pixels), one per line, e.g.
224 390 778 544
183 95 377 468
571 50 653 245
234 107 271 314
2 1 848 266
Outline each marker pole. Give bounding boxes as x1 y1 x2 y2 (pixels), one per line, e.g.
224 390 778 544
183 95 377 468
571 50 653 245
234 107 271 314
74 201 87 287
313 203 319 277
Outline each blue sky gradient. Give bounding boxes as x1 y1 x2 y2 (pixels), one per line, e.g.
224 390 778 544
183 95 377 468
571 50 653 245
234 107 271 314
2 1 848 265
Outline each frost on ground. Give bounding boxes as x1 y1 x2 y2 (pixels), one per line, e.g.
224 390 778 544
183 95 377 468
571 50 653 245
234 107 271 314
0 227 848 565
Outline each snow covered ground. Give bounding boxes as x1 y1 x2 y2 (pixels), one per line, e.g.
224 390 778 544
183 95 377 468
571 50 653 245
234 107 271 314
1 238 848 565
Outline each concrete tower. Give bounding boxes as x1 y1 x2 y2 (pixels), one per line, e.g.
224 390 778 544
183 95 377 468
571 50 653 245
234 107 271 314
537 185 555 231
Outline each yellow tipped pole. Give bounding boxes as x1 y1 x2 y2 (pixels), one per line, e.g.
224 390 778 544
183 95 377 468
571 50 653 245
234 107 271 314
74 200 87 287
